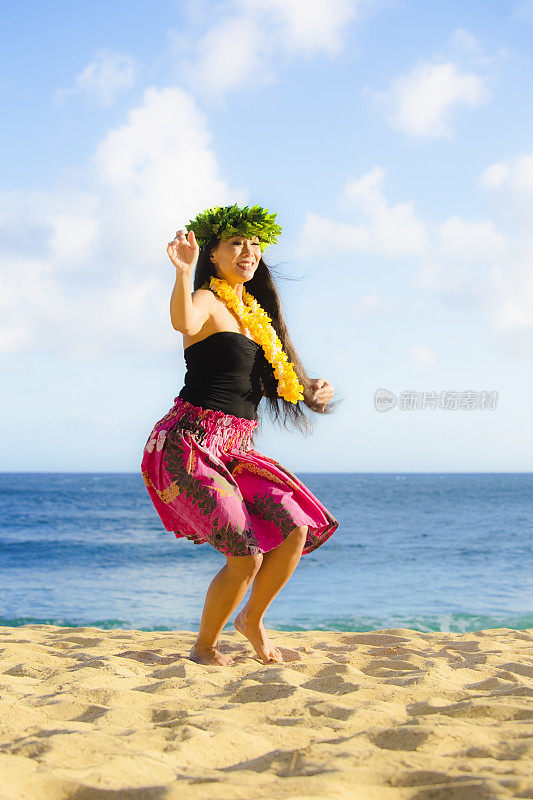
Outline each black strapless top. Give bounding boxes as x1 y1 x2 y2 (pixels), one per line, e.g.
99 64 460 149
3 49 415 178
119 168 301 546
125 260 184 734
178 332 267 421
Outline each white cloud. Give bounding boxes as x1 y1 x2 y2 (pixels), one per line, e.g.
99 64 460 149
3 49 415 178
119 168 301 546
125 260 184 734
373 60 490 138
411 346 437 368
435 216 506 262
448 28 510 68
352 288 386 315
90 86 246 267
0 321 32 354
487 247 533 358
450 29 482 56
510 0 533 21
170 14 274 100
295 166 428 258
480 153 533 196
483 180 533 350
296 159 533 353
255 0 361 56
0 252 60 354
492 296 532 333
479 162 510 190
168 0 379 100
54 48 139 107
47 213 100 264
0 86 247 358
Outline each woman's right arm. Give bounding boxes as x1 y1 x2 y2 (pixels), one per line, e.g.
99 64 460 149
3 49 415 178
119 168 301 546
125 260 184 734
170 274 212 335
167 228 211 335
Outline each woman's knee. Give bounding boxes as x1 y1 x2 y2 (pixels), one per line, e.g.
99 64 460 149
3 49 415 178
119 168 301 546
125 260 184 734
288 525 308 544
225 551 263 579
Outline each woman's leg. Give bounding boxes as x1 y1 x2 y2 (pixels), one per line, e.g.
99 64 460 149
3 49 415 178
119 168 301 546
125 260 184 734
234 525 308 663
189 552 263 666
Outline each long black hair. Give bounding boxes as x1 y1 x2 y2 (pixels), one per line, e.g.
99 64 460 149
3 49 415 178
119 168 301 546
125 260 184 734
192 235 344 437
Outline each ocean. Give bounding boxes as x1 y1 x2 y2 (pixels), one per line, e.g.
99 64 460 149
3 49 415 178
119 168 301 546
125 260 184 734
1 472 531 634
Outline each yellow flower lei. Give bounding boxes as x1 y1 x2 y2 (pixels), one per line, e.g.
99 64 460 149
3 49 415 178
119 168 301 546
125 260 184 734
209 277 305 404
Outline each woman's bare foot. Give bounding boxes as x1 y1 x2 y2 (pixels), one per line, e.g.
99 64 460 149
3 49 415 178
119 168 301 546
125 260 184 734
189 642 233 666
234 609 283 664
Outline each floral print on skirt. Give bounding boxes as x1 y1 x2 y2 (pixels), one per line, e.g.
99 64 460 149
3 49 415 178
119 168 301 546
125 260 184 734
141 396 339 557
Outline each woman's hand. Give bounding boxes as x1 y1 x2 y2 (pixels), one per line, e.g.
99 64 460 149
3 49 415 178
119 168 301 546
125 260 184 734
167 229 199 275
310 378 334 406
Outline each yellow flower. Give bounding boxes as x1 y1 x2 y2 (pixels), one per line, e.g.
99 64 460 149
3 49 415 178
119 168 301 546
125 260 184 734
210 277 304 403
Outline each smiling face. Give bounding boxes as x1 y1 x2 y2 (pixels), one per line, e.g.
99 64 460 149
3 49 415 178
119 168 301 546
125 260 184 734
209 233 262 288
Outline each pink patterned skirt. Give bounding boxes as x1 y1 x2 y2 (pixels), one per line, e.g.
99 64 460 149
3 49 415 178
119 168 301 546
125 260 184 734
141 396 339 557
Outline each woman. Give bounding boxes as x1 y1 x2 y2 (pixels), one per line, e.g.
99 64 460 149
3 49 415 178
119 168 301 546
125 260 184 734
141 204 342 667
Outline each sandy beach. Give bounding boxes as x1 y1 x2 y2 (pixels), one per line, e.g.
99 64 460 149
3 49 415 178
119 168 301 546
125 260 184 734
0 624 531 799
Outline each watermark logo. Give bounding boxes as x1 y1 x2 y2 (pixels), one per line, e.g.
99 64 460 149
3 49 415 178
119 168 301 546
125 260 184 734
375 388 396 412
374 389 499 412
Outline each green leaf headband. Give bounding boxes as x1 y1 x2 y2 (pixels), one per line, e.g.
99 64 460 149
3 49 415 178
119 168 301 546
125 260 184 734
185 203 282 253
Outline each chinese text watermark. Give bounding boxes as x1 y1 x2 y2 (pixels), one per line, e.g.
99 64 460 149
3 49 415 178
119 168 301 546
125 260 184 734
374 389 499 412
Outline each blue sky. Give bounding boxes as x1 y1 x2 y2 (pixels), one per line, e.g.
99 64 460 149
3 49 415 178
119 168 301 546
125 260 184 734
1 0 533 472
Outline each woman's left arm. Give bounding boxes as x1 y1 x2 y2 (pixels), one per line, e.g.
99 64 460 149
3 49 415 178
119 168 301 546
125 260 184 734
310 378 334 406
